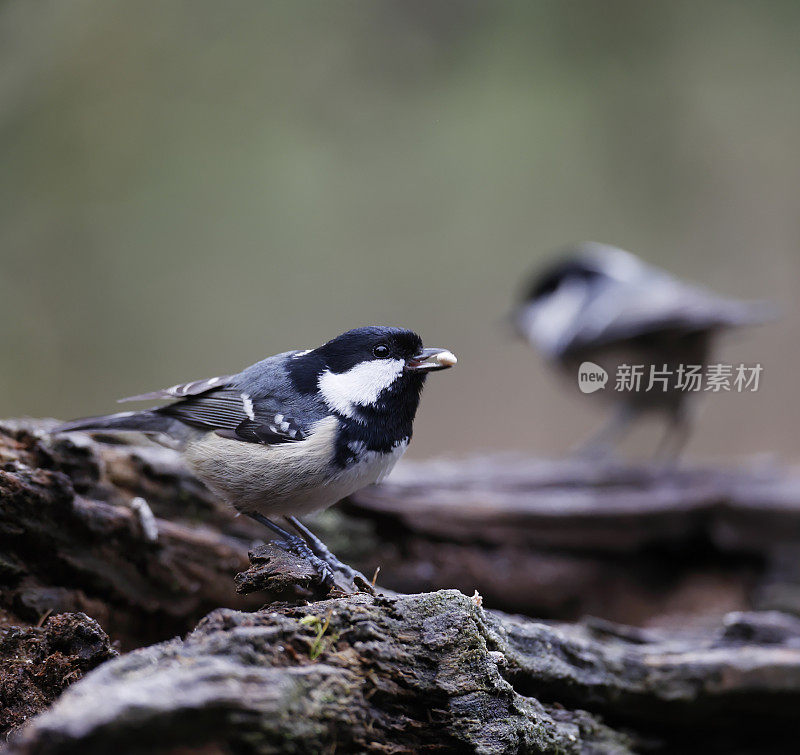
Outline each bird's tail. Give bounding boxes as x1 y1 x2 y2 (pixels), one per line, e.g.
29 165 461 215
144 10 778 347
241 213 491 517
53 410 176 436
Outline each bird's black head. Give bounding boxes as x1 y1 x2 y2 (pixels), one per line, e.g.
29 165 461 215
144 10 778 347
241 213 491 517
287 326 456 423
523 258 603 304
521 243 642 305
511 243 647 356
316 326 424 374
287 326 456 461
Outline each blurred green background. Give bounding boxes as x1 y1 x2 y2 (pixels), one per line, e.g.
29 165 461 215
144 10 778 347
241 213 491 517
1 0 797 461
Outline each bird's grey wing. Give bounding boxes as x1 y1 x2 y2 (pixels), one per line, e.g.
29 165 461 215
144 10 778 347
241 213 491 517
118 351 317 444
564 276 773 354
119 375 234 403
158 388 308 445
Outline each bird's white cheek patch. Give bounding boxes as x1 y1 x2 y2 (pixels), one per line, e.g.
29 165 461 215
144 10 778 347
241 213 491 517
521 280 587 355
318 359 405 417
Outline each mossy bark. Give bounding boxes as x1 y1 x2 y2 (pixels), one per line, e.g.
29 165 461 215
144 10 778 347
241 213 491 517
3 421 800 752
7 591 800 754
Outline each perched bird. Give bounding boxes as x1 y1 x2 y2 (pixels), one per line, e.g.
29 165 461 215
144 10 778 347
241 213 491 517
512 243 773 458
55 326 457 587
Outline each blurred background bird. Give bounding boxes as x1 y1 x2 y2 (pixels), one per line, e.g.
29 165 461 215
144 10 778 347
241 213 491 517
512 243 776 458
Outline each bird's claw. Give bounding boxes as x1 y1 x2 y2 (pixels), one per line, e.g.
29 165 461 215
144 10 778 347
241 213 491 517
309 556 336 588
262 522 373 592
274 536 336 587
301 547 373 593
285 519 375 593
322 558 374 594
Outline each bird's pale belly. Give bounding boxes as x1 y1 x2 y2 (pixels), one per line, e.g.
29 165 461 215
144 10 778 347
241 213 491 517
183 416 407 517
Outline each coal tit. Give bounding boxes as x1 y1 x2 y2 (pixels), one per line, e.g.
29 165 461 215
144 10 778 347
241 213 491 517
55 326 457 587
512 243 774 458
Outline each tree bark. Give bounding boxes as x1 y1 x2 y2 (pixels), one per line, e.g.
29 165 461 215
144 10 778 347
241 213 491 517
4 421 800 752
0 420 265 650
338 455 800 626
6 589 800 754
0 613 115 736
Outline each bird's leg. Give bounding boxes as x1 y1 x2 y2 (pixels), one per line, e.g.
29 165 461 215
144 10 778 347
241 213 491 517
654 405 693 464
245 512 335 587
574 403 637 460
286 516 374 593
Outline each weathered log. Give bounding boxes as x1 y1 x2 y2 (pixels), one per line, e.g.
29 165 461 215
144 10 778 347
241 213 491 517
340 455 800 625
0 420 265 650
6 590 800 754
0 612 115 736
8 419 798 637
5 419 800 752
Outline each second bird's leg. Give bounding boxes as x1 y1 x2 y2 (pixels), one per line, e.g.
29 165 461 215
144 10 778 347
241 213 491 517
654 405 693 464
574 403 637 460
286 516 374 592
245 512 335 587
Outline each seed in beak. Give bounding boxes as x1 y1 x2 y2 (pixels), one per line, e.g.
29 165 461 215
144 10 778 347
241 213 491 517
405 348 458 372
435 350 457 367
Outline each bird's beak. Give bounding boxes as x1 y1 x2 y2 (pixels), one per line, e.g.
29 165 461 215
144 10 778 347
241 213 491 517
405 348 458 372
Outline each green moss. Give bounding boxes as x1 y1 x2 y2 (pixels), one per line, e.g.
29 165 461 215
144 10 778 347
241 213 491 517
299 611 338 661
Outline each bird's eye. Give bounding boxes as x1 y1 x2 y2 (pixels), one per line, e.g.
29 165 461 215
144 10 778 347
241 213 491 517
373 344 390 359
